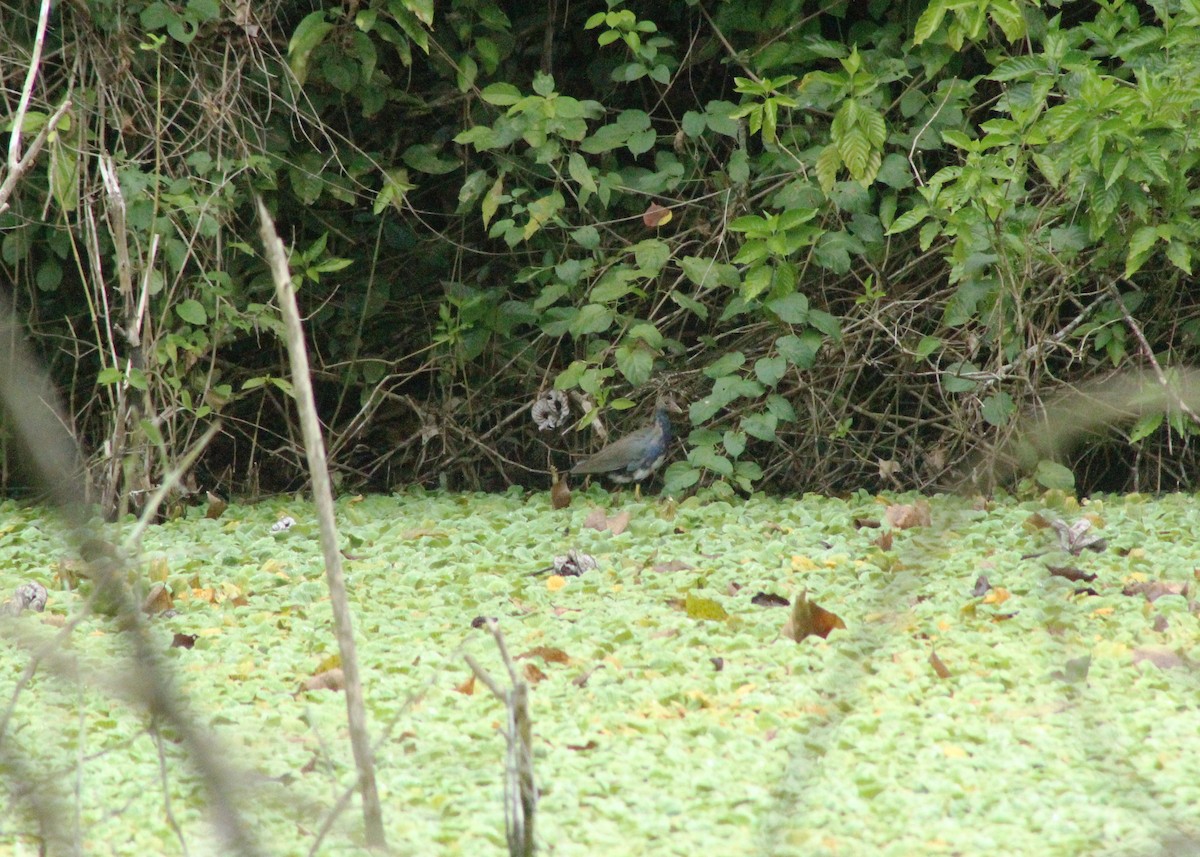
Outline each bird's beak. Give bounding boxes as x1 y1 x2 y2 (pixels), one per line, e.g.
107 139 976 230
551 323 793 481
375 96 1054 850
661 396 684 414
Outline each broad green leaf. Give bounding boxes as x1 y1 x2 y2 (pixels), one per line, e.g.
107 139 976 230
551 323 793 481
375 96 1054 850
176 299 207 325
480 82 522 105
767 293 809 324
981 392 1015 427
567 152 597 193
1128 411 1163 443
704 352 746 379
1035 459 1075 492
287 12 334 85
754 356 787 387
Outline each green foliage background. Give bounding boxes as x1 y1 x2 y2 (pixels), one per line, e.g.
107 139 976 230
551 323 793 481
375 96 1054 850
3 0 1200 505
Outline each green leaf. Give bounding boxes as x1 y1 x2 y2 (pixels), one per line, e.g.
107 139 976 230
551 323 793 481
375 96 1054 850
288 12 334 85
981 392 1015 427
615 345 654 386
704 352 746 379
176 299 207 325
662 461 701 494
571 225 600 249
1035 460 1075 492
689 445 734 477
742 412 778 442
632 239 669 274
680 255 716 288
775 333 820 369
1128 411 1163 443
567 152 597 193
402 144 459 175
766 293 809 324
481 174 504 228
754 356 787 387
568 303 613 336
741 264 773 301
480 82 522 105
723 430 746 457
97 367 124 385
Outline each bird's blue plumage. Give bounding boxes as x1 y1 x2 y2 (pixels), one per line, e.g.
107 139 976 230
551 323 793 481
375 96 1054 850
571 405 674 484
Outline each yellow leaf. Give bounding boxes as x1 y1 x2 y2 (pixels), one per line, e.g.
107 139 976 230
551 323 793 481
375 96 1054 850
547 575 567 592
685 592 729 621
791 555 818 571
982 587 1010 605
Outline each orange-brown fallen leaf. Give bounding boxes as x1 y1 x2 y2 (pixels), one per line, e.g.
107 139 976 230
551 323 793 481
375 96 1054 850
454 674 476 695
885 500 931 529
517 646 571 665
1122 580 1188 602
299 668 345 693
142 583 173 615
642 202 673 228
582 507 630 534
522 662 548 684
929 649 952 679
550 468 571 509
782 589 846 642
205 492 228 519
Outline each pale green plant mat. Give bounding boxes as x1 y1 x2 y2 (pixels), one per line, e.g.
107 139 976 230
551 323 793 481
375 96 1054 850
1 489 1198 855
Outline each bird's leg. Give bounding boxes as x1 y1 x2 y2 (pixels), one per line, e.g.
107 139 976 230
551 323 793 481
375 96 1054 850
634 483 642 501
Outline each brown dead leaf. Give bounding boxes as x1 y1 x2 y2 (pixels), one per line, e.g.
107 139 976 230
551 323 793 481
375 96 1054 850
1152 614 1170 632
607 510 631 534
1049 565 1097 583
972 574 992 597
567 740 598 752
710 657 724 672
470 615 498 629
454 674 476 695
1026 512 1053 530
751 591 790 608
874 531 893 550
300 668 345 693
582 507 606 531
522 662 548 684
653 559 694 573
517 646 571 665
726 580 743 596
1132 647 1188 670
550 469 571 509
142 583 173 615
205 492 228 519
1123 581 1188 602
929 649 952 679
853 516 881 529
642 202 673 228
885 500 931 529
782 589 846 642
171 633 197 649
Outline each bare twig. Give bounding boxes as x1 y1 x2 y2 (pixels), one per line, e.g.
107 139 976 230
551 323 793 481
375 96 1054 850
1109 279 1200 430
0 0 70 215
466 621 537 857
255 196 387 849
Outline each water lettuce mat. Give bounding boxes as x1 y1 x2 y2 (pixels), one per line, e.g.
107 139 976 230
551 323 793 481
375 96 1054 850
1 489 1198 855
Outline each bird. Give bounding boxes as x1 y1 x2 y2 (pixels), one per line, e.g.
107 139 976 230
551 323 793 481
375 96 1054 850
571 396 680 493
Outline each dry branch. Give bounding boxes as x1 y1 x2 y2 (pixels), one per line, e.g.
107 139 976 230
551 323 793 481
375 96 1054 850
255 196 387 849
